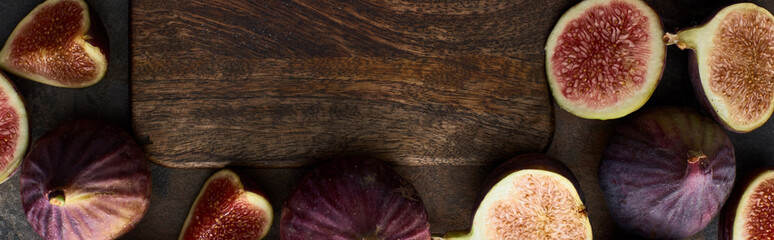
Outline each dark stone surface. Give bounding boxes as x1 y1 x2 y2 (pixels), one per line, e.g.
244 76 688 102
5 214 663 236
0 0 772 240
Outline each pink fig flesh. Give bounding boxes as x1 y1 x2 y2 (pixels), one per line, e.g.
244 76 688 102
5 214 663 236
0 72 27 184
179 169 273 240
0 0 108 88
720 169 774 240
444 153 592 240
665 3 774 132
545 0 665 119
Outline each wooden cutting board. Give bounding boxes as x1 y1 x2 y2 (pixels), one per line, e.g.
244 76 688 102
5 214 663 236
130 0 556 168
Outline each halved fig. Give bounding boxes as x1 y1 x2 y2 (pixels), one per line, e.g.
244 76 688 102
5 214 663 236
545 0 665 119
20 120 151 240
664 3 774 132
0 72 27 184
280 158 431 239
719 169 774 240
599 107 736 239
442 153 592 240
179 169 273 240
0 0 108 88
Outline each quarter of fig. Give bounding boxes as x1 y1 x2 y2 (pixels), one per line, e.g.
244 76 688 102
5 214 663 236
719 168 774 240
20 120 151 240
545 0 665 119
280 158 431 239
664 3 774 133
179 169 273 240
0 0 108 88
0 72 27 184
599 107 736 239
442 153 592 240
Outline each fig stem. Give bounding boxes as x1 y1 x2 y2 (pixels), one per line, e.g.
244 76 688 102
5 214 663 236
663 33 687 49
687 150 707 164
49 193 65 207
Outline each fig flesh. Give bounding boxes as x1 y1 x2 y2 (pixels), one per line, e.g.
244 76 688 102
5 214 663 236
545 0 665 119
719 169 774 240
442 153 592 240
0 72 27 184
664 3 774 133
280 158 431 240
599 107 736 239
179 169 273 240
20 120 151 240
0 0 108 88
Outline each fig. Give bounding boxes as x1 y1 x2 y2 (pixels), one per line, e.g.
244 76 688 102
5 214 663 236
179 169 273 240
719 168 774 240
20 120 151 240
0 72 28 184
442 153 592 240
280 158 431 239
0 0 108 88
599 107 736 239
664 3 774 133
545 0 665 120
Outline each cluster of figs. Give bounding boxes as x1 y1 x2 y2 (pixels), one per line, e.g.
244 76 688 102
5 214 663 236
0 0 770 240
546 0 774 239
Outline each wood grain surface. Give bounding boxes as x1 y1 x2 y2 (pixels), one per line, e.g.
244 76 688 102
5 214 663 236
131 0 556 167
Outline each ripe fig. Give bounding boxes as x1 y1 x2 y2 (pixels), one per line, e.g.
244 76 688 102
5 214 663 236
0 72 27 184
719 168 774 240
664 3 774 133
599 107 736 239
442 153 592 240
20 120 151 240
280 158 431 240
179 169 273 240
545 0 665 120
0 0 108 88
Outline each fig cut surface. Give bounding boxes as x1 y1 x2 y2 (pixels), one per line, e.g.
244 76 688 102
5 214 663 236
665 3 774 132
0 73 27 184
446 170 592 240
179 169 272 240
0 0 107 88
545 0 665 119
732 170 774 240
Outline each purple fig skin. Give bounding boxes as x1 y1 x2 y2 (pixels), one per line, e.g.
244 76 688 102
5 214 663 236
280 158 431 240
599 107 736 239
718 168 774 240
20 120 151 240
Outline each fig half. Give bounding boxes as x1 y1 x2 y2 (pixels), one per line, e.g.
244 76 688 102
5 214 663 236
664 3 774 133
179 169 273 240
599 107 736 239
20 120 151 240
442 153 592 240
0 72 27 184
545 0 665 119
280 158 431 239
719 169 774 240
0 0 108 88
